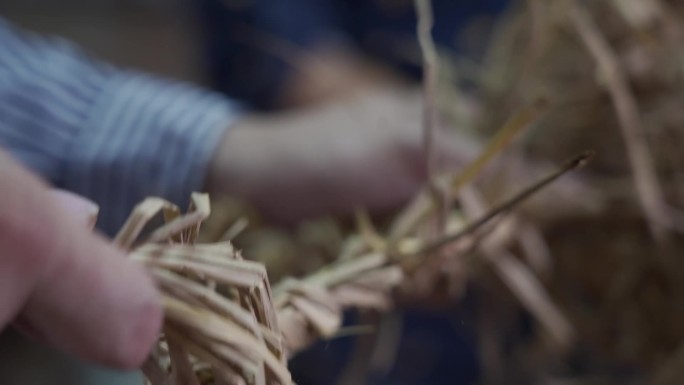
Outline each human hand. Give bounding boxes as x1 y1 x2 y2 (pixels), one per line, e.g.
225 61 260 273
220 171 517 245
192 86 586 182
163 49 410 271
206 85 480 223
0 149 162 369
273 41 410 109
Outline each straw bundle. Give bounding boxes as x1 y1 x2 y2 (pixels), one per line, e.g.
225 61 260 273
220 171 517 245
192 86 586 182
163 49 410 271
114 193 290 385
459 0 684 381
94 135 590 385
91 2 619 383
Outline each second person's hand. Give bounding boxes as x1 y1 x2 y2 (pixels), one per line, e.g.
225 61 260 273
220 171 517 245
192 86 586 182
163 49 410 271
206 85 479 223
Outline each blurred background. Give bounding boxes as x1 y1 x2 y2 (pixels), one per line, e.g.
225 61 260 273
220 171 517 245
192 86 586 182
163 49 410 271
2 1 684 385
0 0 204 82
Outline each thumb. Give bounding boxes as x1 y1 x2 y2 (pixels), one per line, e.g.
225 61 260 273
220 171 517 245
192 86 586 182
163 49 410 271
49 189 100 229
0 150 162 370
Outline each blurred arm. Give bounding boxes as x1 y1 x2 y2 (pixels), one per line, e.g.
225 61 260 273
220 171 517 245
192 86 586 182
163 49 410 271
194 0 345 109
0 18 243 235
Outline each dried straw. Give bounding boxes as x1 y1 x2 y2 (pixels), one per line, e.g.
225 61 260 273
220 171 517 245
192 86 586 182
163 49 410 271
114 194 291 385
91 138 587 385
86 2 615 382
468 0 684 380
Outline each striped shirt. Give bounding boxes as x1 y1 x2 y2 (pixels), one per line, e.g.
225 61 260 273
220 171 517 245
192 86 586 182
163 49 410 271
0 18 243 236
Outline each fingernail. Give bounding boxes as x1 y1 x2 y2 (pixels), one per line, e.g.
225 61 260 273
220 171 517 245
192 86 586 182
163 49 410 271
50 189 99 229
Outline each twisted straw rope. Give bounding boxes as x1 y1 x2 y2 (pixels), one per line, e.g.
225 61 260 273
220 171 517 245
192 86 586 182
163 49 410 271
108 148 590 385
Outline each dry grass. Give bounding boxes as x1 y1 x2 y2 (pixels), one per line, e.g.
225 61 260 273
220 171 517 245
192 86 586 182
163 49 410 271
464 0 684 382
117 194 290 385
106 1 684 383
106 142 590 385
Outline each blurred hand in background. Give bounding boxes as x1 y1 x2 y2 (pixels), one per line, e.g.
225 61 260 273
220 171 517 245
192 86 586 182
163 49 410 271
206 84 482 223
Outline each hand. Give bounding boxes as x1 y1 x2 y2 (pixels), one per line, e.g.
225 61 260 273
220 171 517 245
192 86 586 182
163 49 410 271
0 149 162 369
273 41 411 109
206 85 480 223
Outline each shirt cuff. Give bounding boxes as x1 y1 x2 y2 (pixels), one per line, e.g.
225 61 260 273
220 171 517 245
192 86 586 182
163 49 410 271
0 19 243 236
62 72 242 236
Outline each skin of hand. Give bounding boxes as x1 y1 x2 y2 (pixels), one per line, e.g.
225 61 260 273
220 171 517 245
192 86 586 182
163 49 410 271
0 148 163 370
273 41 411 109
206 85 481 224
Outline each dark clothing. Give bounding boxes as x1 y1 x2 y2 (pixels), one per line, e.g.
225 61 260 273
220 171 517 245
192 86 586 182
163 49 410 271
195 0 512 109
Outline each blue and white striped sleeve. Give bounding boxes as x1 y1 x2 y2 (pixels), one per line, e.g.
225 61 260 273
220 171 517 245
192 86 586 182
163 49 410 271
0 18 244 236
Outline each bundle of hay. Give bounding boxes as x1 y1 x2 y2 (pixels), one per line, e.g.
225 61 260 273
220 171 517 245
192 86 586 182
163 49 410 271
105 1 644 384
114 135 590 385
454 0 684 382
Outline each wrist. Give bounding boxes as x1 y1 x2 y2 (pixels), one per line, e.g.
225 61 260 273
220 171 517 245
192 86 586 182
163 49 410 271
205 114 293 203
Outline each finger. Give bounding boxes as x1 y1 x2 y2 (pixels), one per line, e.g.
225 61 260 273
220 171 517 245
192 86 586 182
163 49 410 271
21 232 163 370
49 189 100 229
0 150 162 370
